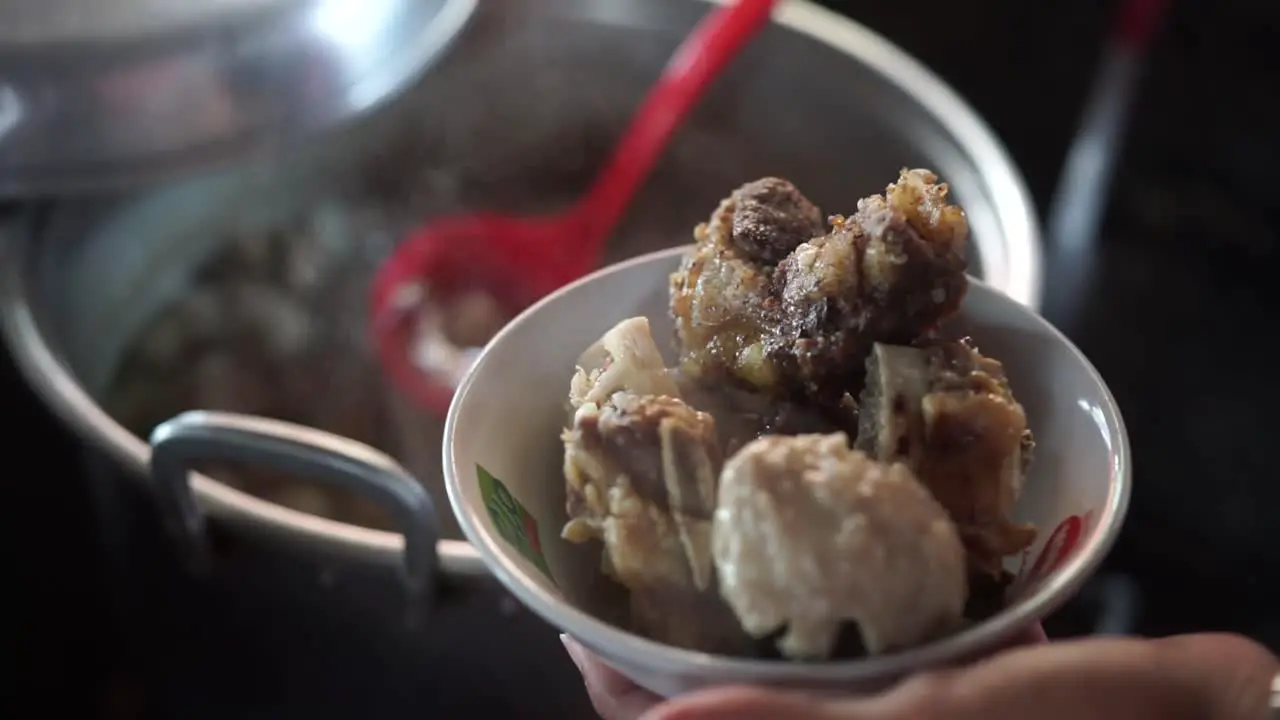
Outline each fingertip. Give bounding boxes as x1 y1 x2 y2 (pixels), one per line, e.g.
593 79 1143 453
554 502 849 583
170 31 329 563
578 650 641 697
563 639 663 720
561 634 586 673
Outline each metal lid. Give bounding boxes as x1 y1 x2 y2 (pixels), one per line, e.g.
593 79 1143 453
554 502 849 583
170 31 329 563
0 0 476 194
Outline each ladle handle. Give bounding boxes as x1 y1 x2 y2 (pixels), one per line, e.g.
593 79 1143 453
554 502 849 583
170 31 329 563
573 0 780 245
148 410 441 614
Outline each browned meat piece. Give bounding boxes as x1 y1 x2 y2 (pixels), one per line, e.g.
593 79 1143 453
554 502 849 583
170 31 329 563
561 318 751 654
774 170 969 397
668 199 778 391
670 170 969 408
563 394 720 585
856 340 1037 576
713 433 967 660
675 374 846 458
730 177 826 263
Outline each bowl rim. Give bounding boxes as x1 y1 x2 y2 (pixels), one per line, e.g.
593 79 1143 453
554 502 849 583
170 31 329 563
443 245 1131 683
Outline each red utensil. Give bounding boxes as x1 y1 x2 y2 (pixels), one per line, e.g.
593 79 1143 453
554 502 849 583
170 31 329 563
370 0 780 416
1044 0 1167 325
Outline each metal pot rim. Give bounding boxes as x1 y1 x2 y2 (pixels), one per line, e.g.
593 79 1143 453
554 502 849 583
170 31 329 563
0 0 1042 568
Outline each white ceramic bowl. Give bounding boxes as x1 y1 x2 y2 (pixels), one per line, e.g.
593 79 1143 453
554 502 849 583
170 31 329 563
444 246 1129 698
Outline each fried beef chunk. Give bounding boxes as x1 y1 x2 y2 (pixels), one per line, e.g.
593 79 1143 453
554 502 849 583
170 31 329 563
670 169 969 408
675 374 848 458
561 318 750 654
856 340 1037 575
729 177 826 263
713 433 967 660
668 188 781 393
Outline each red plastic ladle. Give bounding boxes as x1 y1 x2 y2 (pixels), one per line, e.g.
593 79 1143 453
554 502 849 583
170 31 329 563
370 0 780 416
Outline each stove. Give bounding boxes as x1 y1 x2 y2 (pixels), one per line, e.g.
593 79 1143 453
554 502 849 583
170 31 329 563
5 0 1279 716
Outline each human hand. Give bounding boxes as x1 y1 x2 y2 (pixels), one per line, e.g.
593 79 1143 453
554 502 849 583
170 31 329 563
562 631 1278 720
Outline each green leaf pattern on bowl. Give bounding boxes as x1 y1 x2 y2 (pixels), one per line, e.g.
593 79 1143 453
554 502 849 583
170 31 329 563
477 463 555 583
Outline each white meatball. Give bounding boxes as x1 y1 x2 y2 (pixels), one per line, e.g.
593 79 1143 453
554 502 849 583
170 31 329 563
713 433 967 659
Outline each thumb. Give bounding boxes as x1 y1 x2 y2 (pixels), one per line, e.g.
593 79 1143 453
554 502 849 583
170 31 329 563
644 633 1278 720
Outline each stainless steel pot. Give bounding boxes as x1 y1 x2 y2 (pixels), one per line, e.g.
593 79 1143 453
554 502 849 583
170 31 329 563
0 0 476 193
0 0 1043 602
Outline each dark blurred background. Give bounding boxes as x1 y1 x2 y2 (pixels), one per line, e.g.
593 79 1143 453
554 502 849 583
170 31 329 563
4 0 1278 716
871 0 1280 646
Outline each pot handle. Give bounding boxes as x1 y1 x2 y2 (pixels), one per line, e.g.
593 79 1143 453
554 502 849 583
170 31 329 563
148 410 439 605
0 85 21 142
